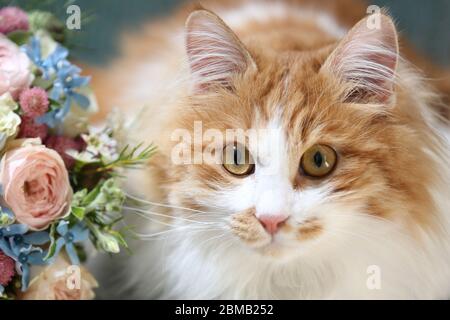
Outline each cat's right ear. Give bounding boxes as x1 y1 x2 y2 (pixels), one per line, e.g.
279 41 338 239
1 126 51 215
185 10 257 93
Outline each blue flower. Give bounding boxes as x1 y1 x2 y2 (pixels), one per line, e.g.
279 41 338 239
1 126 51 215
23 37 68 79
0 224 50 250
43 46 70 76
0 224 50 291
23 37 91 128
0 224 27 254
38 63 90 128
23 37 44 72
52 221 89 265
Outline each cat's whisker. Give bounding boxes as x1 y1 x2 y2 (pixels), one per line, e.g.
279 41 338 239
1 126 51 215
324 226 383 244
184 211 229 222
123 206 218 225
323 212 413 239
323 211 392 224
196 232 229 248
128 209 181 227
137 225 225 241
125 193 223 215
126 205 227 225
327 228 429 263
124 196 228 220
136 223 213 236
324 226 426 261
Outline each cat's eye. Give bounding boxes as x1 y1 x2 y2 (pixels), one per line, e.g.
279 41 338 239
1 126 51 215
222 143 255 176
300 144 337 178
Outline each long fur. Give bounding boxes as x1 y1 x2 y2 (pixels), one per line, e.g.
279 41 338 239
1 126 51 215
88 0 450 299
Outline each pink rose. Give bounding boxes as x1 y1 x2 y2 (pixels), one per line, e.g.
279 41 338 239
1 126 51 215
0 34 33 99
0 144 72 230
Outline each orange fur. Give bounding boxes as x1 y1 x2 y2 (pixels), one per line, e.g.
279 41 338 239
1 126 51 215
89 0 450 299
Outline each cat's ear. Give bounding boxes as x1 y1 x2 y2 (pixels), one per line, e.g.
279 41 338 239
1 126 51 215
321 14 399 104
185 9 257 93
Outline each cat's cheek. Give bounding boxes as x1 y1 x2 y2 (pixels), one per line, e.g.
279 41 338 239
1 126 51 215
213 177 257 212
230 208 272 249
290 186 333 222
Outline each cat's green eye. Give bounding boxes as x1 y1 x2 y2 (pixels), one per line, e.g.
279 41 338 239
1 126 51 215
222 143 255 177
300 144 337 178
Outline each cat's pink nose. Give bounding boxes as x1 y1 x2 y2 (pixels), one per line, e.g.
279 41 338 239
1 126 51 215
258 215 288 234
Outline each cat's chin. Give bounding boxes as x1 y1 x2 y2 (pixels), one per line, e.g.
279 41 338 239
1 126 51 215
257 244 295 260
249 237 311 262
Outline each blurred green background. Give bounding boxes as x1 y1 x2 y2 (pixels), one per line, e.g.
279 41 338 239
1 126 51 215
2 0 450 66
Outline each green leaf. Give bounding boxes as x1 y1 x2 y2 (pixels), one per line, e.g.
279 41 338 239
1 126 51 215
32 77 54 91
110 230 128 249
81 183 101 207
94 210 122 226
71 206 86 221
44 223 58 261
85 219 128 254
49 99 63 110
92 143 157 173
7 31 32 45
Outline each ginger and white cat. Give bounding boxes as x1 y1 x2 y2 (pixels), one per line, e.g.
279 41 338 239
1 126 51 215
89 0 450 299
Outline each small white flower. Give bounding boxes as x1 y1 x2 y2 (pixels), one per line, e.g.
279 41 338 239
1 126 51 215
96 232 120 253
67 126 119 164
35 30 58 58
0 93 21 149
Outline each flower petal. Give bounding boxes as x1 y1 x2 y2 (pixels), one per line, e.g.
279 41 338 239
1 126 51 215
3 224 28 236
20 263 30 291
70 91 90 108
49 237 66 262
70 76 90 89
65 243 80 265
48 46 68 65
27 250 47 265
71 224 89 242
23 231 50 245
56 220 69 236
36 110 58 127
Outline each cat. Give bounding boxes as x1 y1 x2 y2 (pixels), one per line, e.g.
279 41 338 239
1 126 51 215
88 0 450 299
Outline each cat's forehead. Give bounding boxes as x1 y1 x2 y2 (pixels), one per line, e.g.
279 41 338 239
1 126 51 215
187 52 352 144
248 70 340 139
246 54 338 120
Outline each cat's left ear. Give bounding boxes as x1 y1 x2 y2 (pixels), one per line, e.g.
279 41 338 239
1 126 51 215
185 9 257 93
321 14 399 104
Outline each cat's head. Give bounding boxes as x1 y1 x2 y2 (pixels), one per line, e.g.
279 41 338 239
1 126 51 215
162 9 435 260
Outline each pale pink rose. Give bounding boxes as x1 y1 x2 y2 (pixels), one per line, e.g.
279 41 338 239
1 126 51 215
0 34 33 99
0 144 72 230
18 255 98 300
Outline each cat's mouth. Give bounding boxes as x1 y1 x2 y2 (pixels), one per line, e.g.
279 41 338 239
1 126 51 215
230 210 323 256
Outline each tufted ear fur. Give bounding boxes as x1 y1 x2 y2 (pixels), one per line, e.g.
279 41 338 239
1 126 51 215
321 14 399 104
185 9 257 93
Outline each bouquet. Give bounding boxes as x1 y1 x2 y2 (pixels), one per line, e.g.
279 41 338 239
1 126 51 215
0 6 153 299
